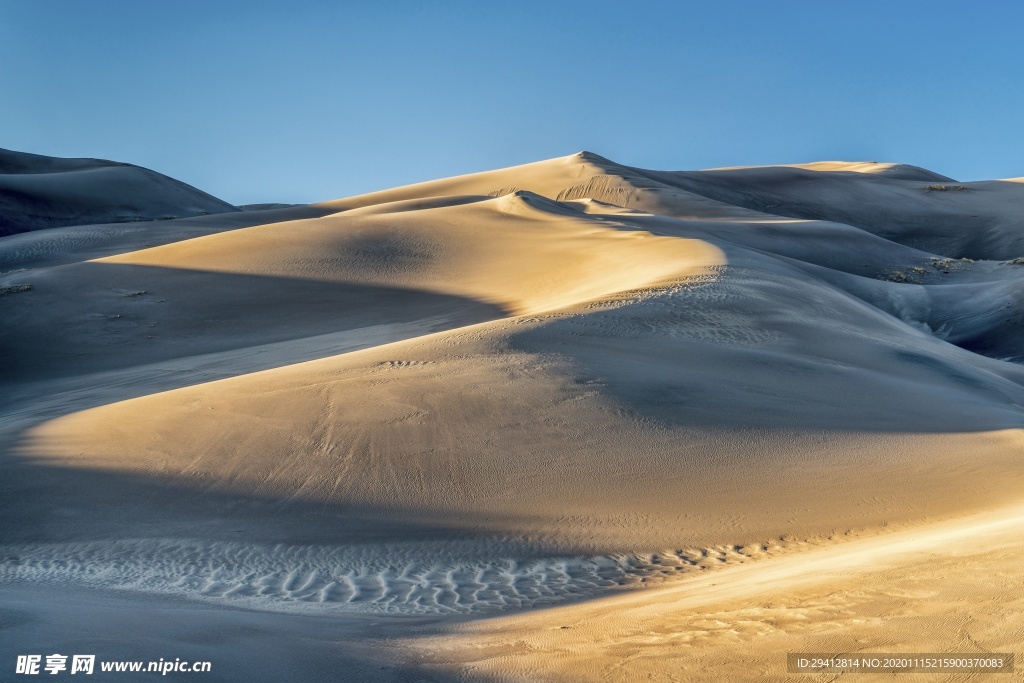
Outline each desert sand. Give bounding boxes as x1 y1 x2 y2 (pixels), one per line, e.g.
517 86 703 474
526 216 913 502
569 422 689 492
2 149 1023 681
0 148 238 237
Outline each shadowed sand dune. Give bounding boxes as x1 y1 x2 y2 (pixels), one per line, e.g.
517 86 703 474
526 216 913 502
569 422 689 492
2 150 1024 680
0 148 239 237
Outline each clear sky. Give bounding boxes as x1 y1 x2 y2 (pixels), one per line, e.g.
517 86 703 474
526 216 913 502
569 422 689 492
3 1 1023 205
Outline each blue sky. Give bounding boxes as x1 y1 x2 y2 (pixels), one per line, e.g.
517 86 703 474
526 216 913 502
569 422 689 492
3 1 1023 204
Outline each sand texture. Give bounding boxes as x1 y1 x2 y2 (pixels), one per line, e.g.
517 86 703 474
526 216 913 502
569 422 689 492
2 150 1023 681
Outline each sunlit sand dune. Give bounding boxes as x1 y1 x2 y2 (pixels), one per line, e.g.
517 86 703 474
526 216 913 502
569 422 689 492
2 150 1024 680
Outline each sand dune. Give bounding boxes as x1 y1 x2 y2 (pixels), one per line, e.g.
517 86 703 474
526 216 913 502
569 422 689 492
775 160 955 180
405 503 1024 681
2 150 1024 680
0 204 333 272
0 148 238 237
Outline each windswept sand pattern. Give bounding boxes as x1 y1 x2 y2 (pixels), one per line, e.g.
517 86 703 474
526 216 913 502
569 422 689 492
569 268 782 345
555 174 637 206
0 537 813 614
